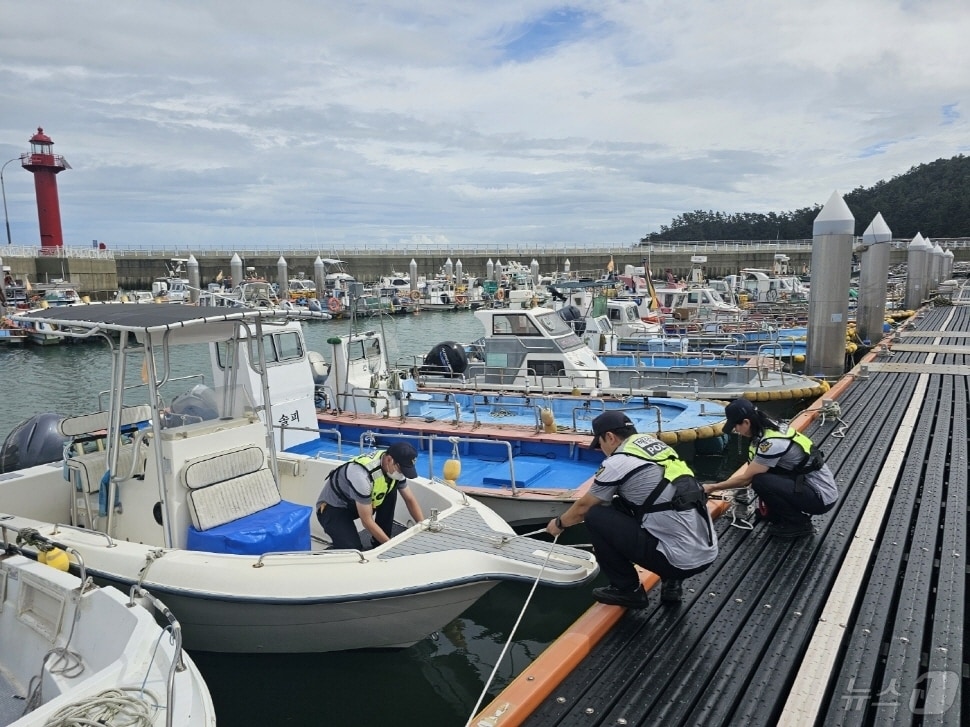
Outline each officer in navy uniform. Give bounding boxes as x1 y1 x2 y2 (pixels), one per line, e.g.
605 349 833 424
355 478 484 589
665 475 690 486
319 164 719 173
546 411 718 608
316 442 426 549
704 398 838 538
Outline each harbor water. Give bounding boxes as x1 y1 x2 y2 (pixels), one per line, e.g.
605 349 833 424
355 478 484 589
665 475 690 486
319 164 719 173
0 310 604 726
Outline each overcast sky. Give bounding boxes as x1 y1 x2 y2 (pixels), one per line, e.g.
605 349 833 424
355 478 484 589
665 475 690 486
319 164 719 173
1 1 968 251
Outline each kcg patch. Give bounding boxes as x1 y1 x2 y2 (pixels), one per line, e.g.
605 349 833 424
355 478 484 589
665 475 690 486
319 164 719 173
758 440 773 454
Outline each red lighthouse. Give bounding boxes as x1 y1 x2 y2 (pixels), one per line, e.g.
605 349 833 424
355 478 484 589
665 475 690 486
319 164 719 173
21 127 71 249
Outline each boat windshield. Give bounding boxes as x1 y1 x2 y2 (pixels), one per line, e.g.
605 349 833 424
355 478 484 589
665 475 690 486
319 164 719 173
534 311 575 336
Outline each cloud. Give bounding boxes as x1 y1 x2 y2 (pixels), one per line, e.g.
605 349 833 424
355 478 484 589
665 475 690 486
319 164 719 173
1 0 969 250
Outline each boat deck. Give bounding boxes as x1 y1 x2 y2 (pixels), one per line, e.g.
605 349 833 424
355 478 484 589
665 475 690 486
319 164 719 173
481 303 968 726
0 670 22 726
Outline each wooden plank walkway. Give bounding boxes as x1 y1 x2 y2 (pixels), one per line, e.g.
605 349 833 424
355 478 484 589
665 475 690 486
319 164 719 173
478 303 968 726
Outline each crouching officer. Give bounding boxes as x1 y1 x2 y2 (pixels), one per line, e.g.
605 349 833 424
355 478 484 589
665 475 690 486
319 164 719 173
547 411 718 608
316 442 426 550
704 398 838 538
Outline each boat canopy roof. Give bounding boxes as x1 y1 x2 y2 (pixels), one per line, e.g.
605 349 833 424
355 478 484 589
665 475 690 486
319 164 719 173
11 303 285 336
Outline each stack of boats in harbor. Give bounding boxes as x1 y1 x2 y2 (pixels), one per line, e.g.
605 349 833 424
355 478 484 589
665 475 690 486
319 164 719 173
0 304 600 657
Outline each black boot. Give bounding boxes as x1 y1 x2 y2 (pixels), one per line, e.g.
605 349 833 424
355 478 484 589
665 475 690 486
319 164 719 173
660 579 683 604
592 584 649 608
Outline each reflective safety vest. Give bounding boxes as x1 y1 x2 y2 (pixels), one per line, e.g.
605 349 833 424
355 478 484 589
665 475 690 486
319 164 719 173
749 427 824 476
615 435 694 487
612 434 713 544
329 450 396 509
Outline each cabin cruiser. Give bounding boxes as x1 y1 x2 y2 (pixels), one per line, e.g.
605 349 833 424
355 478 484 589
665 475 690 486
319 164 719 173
411 306 828 403
151 259 191 304
0 305 597 653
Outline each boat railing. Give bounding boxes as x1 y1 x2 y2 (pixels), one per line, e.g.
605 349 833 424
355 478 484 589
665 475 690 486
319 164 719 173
343 386 397 419
273 422 344 453
128 585 185 727
0 519 90 587
469 400 542 430
356 429 519 495
630 348 721 367
97 373 207 411
571 402 664 433
624 371 701 397
255 548 369 566
473 366 605 394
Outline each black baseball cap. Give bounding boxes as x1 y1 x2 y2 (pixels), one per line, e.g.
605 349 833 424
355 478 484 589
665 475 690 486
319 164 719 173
723 398 757 433
386 442 418 479
590 410 634 449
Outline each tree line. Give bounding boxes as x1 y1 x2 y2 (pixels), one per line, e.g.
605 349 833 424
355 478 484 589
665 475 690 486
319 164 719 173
640 154 970 242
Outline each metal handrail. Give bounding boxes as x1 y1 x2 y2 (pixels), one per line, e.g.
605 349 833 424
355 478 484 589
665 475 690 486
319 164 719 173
127 586 185 727
255 549 368 567
354 429 519 495
470 400 542 430
0 521 90 586
272 422 343 453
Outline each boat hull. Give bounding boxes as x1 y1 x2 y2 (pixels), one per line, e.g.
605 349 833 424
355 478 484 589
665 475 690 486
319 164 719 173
93 573 497 653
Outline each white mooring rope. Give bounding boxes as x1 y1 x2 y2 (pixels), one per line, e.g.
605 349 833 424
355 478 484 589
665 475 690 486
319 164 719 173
464 533 562 727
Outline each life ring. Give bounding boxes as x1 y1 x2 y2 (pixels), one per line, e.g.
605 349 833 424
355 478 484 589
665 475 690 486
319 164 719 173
495 289 505 302
328 297 342 313
643 314 661 324
410 290 422 301
455 294 468 305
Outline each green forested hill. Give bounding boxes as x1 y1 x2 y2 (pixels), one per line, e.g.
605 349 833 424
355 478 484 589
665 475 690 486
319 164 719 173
641 154 970 242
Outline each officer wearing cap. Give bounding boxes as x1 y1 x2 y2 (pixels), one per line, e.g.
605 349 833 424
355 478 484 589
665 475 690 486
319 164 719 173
316 442 426 549
704 398 838 538
546 410 718 608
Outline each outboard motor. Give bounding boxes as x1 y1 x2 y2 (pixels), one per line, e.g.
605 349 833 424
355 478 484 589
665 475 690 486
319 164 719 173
0 412 67 473
421 341 468 376
306 351 332 410
308 350 330 385
163 385 219 428
557 304 586 336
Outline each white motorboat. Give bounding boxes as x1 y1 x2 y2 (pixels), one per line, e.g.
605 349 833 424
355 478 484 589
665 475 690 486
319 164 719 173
410 306 828 402
1 305 598 654
0 534 215 726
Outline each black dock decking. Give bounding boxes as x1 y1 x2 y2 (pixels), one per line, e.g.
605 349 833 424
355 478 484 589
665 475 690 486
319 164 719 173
509 304 968 726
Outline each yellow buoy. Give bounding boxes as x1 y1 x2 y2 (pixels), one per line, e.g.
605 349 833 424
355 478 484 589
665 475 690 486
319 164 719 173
443 459 461 485
39 547 71 572
540 407 556 433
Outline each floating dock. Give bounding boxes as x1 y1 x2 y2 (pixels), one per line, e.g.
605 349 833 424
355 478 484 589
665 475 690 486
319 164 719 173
476 302 967 726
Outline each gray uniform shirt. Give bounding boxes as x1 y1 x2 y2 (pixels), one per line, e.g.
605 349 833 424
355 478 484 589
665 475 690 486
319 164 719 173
750 432 839 506
590 445 718 570
317 460 409 509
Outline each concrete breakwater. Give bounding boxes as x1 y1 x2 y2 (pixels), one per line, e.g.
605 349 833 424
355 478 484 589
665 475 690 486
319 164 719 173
116 245 820 292
1 242 926 298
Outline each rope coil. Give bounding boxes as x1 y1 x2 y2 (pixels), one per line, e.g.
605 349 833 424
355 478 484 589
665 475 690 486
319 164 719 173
818 399 848 438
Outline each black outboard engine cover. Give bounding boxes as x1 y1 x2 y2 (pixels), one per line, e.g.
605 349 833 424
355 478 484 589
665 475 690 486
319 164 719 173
0 412 67 473
557 304 586 336
421 341 468 376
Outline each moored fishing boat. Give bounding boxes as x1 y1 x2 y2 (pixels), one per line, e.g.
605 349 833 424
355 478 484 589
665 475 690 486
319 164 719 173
410 306 829 404
0 305 598 653
0 533 215 726
305 327 727 525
